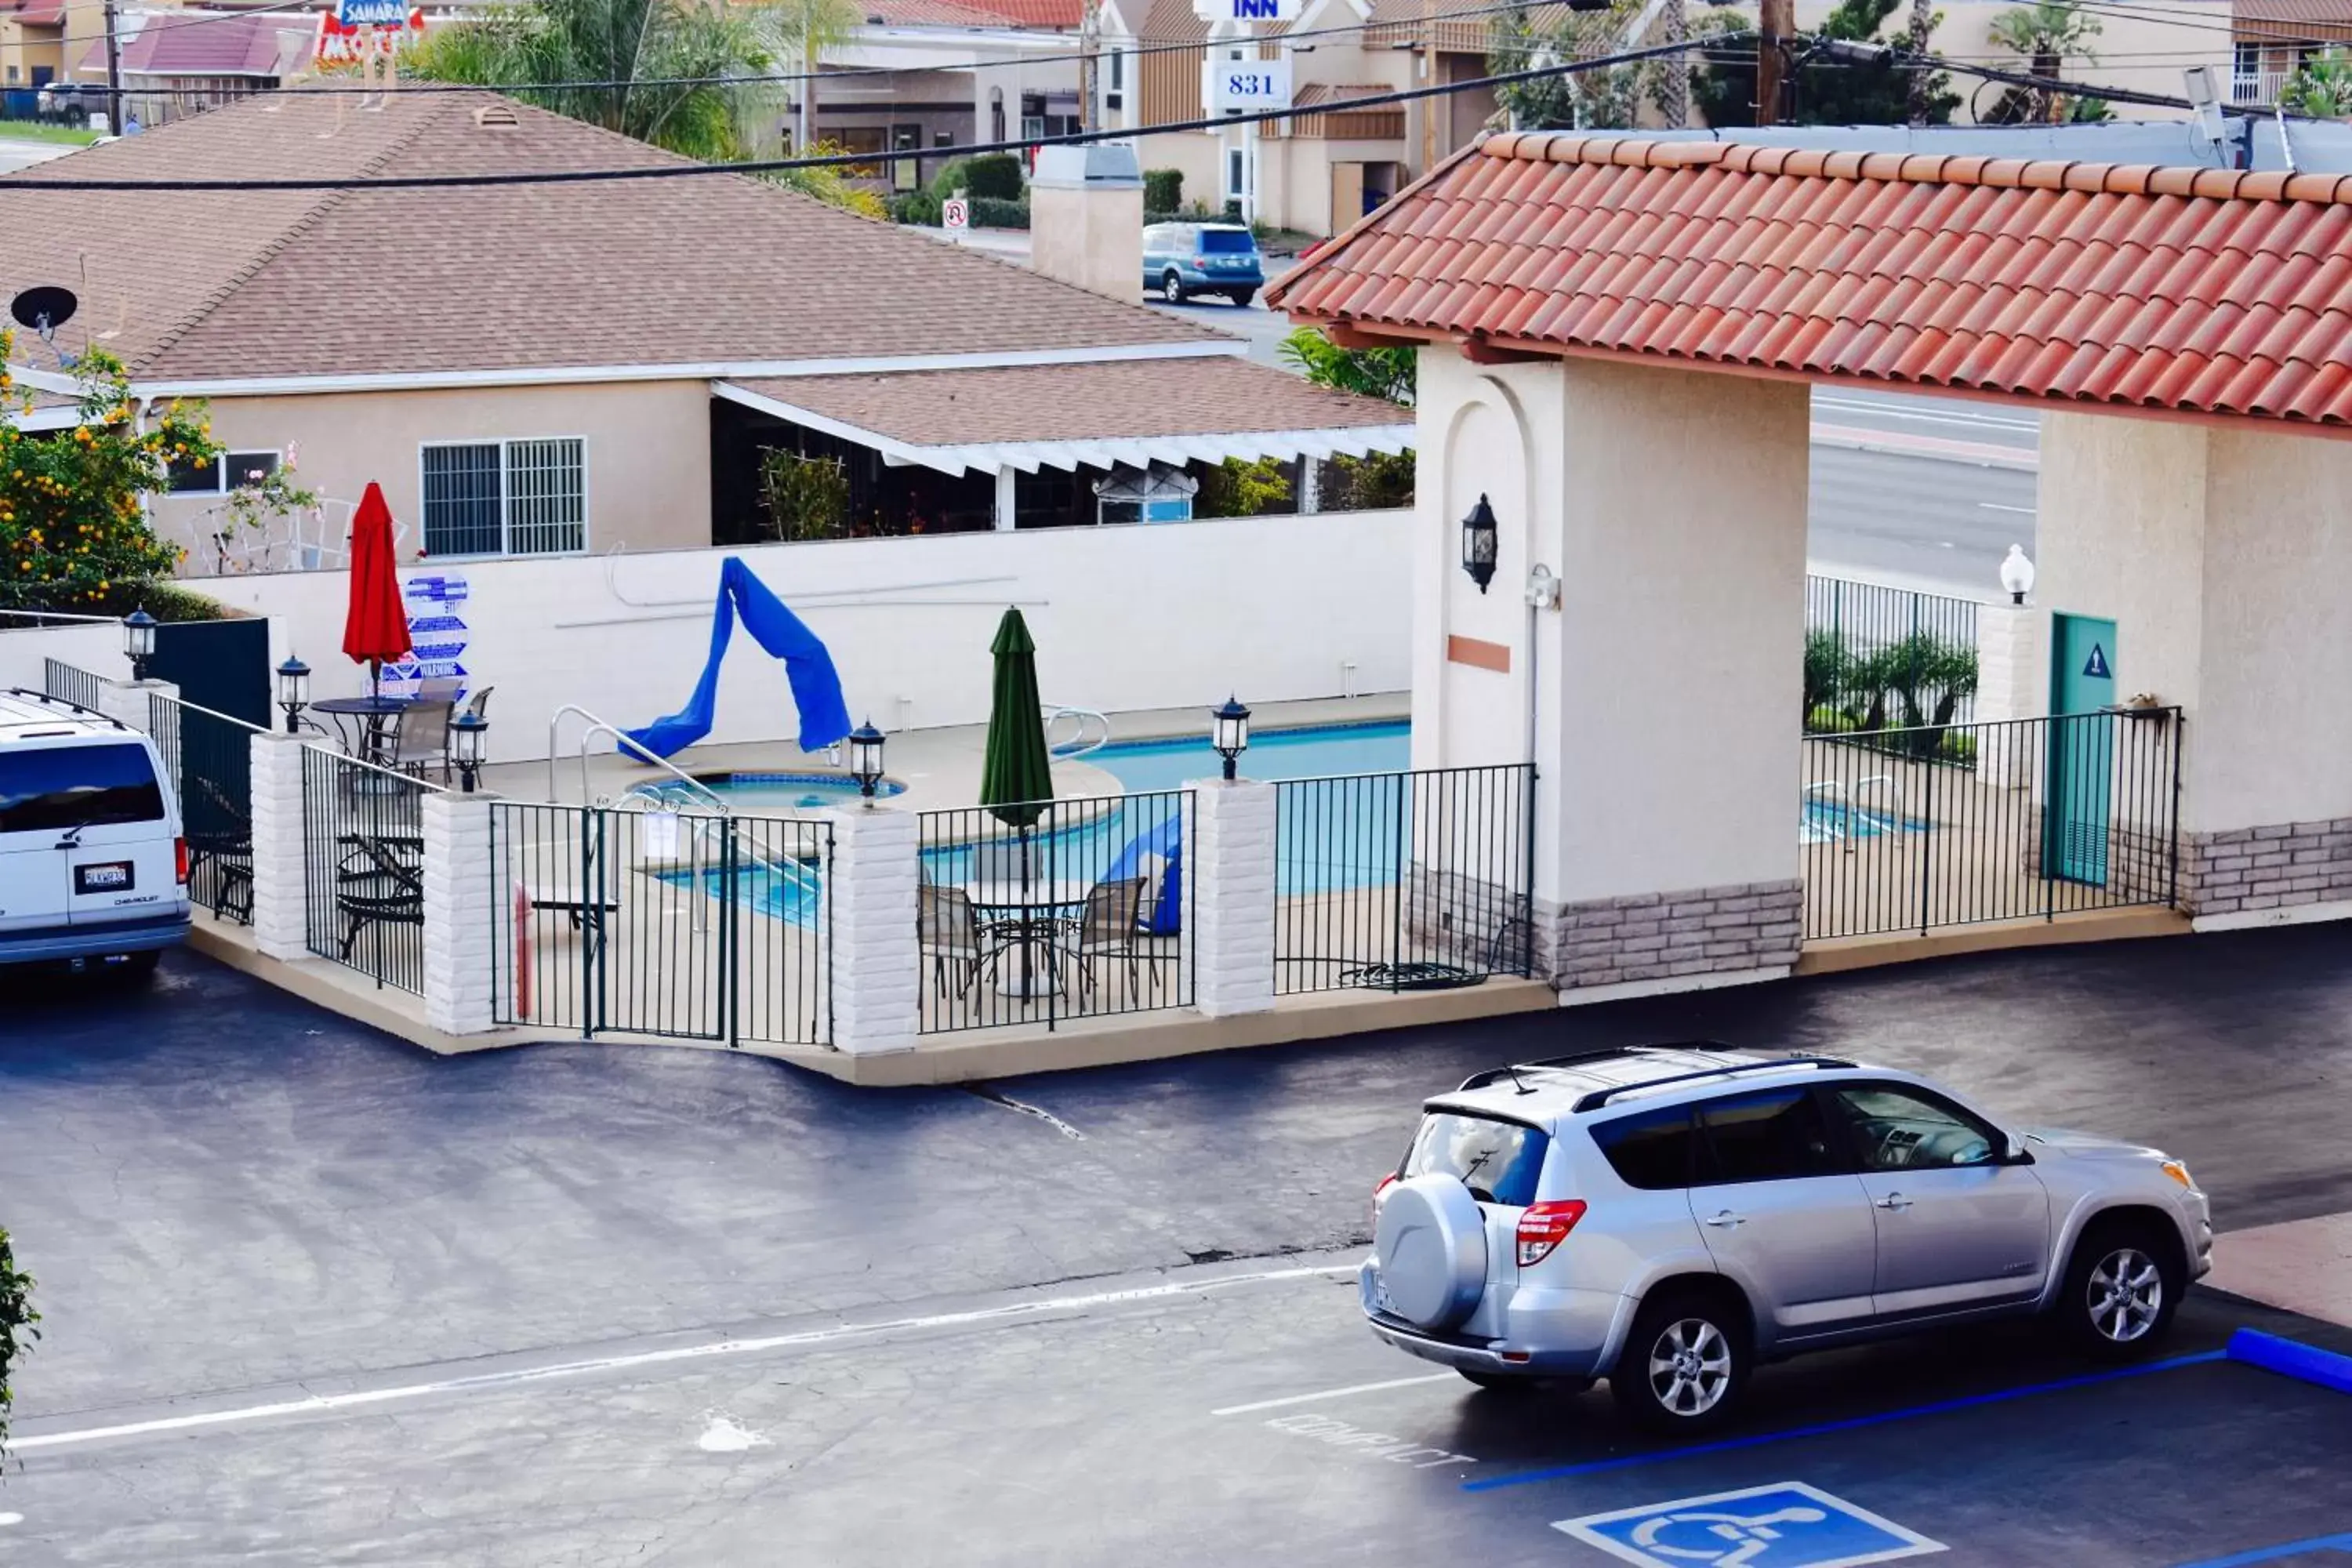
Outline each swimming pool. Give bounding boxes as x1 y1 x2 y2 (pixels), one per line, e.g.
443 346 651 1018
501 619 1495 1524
635 771 906 813
1801 797 1929 844
1087 720 1413 792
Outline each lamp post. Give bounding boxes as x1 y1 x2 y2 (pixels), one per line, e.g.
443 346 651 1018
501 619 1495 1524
1461 495 1498 594
1999 544 2036 605
847 718 887 801
1211 695 1250 782
450 710 488 793
275 655 310 735
122 607 157 682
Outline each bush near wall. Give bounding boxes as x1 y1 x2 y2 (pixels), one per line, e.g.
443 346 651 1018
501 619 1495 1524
890 190 944 225
1142 167 1183 211
930 152 1025 200
969 196 1030 230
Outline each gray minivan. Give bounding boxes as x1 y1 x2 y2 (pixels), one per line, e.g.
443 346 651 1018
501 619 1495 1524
0 689 191 976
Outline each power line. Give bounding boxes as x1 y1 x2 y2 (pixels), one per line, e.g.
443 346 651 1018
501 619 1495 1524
0 30 1749 191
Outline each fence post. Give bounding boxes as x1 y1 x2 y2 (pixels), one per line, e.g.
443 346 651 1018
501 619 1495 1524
422 790 499 1036
248 731 310 963
1973 601 2045 790
1191 778 1277 1018
96 677 176 735
823 804 920 1055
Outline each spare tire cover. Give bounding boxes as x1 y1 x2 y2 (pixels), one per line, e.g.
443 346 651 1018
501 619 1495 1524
1374 1174 1488 1330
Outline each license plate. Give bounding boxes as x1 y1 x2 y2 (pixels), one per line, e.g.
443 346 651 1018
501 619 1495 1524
1370 1276 1398 1316
75 861 133 894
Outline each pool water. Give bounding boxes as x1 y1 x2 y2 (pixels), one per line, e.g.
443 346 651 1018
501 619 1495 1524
1087 720 1411 792
637 772 906 813
1801 797 1929 844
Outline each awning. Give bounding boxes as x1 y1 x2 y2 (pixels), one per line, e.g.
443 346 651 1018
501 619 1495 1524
713 356 1414 477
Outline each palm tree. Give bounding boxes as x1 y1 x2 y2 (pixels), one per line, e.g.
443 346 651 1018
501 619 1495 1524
775 0 862 154
2280 46 2352 118
1985 0 2100 122
407 0 833 162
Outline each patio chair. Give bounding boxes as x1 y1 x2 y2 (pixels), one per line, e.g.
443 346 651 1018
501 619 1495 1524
416 677 463 706
183 776 253 925
332 834 424 959
1068 875 1150 1000
463 685 493 722
919 883 1000 999
524 822 622 964
969 837 1044 887
390 699 456 782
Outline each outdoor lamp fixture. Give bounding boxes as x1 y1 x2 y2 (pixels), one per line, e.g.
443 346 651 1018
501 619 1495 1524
122 607 158 681
847 718 887 801
275 655 311 734
1999 543 2037 605
450 710 488 793
1212 695 1251 781
1461 495 1499 594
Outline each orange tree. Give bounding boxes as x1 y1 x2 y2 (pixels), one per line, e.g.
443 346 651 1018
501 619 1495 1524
1 328 219 615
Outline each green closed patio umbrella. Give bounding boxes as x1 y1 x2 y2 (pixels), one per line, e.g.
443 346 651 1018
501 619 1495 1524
978 608 1053 832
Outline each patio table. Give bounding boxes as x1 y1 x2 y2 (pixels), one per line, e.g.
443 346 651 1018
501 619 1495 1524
314 694 414 768
965 878 1092 997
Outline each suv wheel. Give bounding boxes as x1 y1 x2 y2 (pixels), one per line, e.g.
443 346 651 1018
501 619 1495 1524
1160 270 1186 304
2059 1218 2182 1358
1611 1290 1748 1433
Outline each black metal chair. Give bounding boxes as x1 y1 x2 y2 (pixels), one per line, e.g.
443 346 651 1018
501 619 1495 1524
332 834 424 958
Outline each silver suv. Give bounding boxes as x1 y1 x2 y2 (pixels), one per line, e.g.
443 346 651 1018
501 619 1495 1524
1363 1044 2212 1432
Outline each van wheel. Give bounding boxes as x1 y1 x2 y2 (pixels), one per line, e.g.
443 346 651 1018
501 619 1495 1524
2059 1217 2183 1358
1611 1288 1748 1434
1227 289 1258 307
1160 270 1186 304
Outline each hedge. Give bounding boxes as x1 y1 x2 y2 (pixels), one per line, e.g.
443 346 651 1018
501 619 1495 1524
1142 167 1183 212
969 195 1029 230
889 190 943 226
930 151 1024 201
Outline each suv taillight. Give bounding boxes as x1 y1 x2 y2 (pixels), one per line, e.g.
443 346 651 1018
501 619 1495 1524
1515 1200 1587 1268
1372 1172 1396 1225
174 837 189 884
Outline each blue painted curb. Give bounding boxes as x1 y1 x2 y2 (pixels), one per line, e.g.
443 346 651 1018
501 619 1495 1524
2225 1327 2352 1396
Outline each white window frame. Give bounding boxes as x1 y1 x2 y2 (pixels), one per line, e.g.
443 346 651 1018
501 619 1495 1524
164 448 282 495
416 435 590 560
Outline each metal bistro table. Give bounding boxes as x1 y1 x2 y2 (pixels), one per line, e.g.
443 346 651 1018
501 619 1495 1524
966 877 1092 997
313 694 414 768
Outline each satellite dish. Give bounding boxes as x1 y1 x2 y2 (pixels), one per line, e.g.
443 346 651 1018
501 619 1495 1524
9 284 78 337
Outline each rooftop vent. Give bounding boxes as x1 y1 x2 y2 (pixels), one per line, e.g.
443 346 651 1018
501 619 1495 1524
474 103 520 129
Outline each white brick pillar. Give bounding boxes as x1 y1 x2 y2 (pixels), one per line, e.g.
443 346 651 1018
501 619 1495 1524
248 731 312 962
1974 601 2047 789
1189 778 1276 1018
96 677 176 734
824 804 920 1055
423 790 499 1036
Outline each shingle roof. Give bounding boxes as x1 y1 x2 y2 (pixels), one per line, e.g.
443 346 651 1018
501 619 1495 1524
728 356 1411 446
1269 132 2352 428
80 9 310 77
0 89 1221 384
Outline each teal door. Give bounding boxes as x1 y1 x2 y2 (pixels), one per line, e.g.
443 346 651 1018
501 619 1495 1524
2048 614 2118 885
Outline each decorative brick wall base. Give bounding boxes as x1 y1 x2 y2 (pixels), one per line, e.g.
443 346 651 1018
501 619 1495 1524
2179 819 2352 918
2020 808 2181 907
1542 879 1804 992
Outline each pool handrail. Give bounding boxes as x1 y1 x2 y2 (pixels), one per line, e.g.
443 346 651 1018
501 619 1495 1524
1044 703 1111 758
546 703 729 815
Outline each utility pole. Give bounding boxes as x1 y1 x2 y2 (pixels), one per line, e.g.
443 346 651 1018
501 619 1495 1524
1079 0 1099 131
1755 0 1792 126
100 0 124 136
1419 0 1438 172
1659 0 1688 129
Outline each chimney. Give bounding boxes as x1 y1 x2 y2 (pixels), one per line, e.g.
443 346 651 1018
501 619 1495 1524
1028 142 1145 303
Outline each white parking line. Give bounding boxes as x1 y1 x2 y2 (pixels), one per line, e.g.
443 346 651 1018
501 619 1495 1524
16 1261 1357 1453
1211 1373 1454 1417
1979 502 2035 513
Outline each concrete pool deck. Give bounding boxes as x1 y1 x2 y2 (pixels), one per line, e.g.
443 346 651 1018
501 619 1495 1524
484 692 1413 815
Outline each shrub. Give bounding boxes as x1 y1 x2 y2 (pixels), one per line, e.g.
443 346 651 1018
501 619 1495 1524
0 1223 35 1463
1803 628 1851 726
890 189 943 226
757 448 851 542
1142 166 1183 212
1143 209 1186 226
1319 452 1414 511
1195 456 1291 518
969 195 1029 230
931 151 1024 200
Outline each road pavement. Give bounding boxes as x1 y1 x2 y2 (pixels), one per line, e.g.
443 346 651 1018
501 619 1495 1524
0 137 74 176
2 924 2350 1561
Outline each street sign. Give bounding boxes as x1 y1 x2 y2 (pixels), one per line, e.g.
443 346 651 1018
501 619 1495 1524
1205 57 1292 114
336 0 408 24
1191 0 1301 19
942 197 970 230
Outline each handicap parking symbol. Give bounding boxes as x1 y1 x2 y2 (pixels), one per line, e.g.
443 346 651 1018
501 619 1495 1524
1555 1482 1946 1568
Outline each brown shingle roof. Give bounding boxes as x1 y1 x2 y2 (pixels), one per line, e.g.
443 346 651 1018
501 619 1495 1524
1269 132 2352 428
0 89 1221 384
727 356 1410 445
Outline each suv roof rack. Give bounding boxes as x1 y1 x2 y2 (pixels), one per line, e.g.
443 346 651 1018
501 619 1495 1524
0 686 124 729
1570 1054 1857 1113
1454 1041 1742 1094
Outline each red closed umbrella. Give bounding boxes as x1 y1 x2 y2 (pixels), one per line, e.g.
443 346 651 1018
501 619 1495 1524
342 481 411 695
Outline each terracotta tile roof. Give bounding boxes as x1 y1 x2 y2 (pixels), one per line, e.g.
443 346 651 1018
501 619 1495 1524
726 356 1410 445
0 89 1221 385
933 0 1083 26
1269 132 2352 428
2234 0 2352 29
855 0 1033 24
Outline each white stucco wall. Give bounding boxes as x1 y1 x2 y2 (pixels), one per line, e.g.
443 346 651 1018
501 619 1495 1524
0 619 123 693
183 510 1410 767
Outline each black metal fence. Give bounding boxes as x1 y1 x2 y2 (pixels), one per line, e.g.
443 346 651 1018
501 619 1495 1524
302 746 438 993
1805 575 1981 737
1802 709 2182 941
42 658 106 713
148 692 262 924
1273 763 1535 996
915 790 1194 1034
490 803 833 1046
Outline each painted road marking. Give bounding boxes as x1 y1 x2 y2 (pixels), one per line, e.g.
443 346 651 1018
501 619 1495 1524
14 1261 1356 1454
1261 1413 1476 1469
695 1412 771 1454
2172 1533 2352 1566
1978 502 2034 514
1211 1372 1454 1417
1558 1482 1945 1568
0 1512 21 1526
1465 1350 2225 1492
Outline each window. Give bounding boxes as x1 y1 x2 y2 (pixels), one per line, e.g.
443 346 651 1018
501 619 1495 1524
421 438 584 557
1831 1085 2001 1171
1098 497 1192 525
0 743 164 834
1199 228 1254 253
165 449 279 495
1590 1105 1696 1191
1402 1112 1548 1207
1693 1087 1844 1185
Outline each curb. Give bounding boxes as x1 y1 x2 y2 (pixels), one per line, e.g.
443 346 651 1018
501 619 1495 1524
2225 1327 2352 1395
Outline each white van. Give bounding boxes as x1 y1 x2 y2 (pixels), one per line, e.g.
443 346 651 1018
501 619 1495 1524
0 688 191 975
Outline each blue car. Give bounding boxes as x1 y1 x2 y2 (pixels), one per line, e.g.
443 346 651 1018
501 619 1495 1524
1142 222 1264 306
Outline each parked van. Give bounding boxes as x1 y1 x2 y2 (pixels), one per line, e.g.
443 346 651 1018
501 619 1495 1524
0 689 190 976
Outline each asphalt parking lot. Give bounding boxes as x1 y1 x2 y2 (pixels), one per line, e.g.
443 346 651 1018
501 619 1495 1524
3 921 2350 1563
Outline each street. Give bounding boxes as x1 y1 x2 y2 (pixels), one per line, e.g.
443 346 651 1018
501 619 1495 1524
3 924 2350 1563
